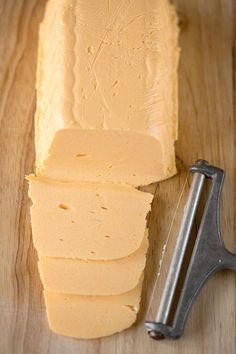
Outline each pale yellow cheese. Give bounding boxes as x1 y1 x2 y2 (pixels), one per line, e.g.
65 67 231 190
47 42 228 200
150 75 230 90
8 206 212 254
44 281 142 339
32 0 179 338
41 128 175 186
36 0 179 181
28 176 153 259
38 234 148 295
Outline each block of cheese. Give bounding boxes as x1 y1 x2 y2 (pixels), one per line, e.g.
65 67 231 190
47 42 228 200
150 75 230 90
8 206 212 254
40 128 175 186
28 176 153 259
38 233 148 295
30 0 180 339
44 281 142 339
35 0 179 183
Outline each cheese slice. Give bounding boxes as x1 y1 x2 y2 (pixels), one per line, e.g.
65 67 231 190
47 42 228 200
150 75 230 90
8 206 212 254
38 233 148 295
44 281 142 339
28 176 153 259
36 0 179 182
40 128 176 186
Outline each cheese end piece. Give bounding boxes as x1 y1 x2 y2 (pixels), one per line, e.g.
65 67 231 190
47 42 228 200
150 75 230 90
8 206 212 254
35 0 179 173
40 128 176 186
44 282 142 339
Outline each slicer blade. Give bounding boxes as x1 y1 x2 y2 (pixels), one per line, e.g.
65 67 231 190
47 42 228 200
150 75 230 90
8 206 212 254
145 159 236 340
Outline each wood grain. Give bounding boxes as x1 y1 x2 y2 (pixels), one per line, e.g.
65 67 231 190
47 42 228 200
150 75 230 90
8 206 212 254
0 1 235 353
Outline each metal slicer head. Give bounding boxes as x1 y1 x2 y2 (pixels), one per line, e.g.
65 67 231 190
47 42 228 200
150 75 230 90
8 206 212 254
145 159 236 339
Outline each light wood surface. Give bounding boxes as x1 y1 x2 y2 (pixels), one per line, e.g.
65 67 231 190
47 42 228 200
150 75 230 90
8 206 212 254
0 1 235 353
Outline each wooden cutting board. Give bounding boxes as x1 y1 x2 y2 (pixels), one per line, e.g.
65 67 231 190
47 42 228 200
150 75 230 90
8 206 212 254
0 1 235 353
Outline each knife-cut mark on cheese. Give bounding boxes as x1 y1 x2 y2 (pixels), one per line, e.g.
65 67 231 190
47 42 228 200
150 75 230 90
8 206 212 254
40 128 176 186
38 234 148 295
28 175 153 259
44 280 142 339
35 0 179 181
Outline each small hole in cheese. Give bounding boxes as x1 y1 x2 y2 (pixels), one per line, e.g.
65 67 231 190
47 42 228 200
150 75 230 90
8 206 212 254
124 305 136 312
105 235 111 238
87 46 94 54
111 79 119 88
101 206 108 210
59 204 69 210
76 153 87 158
90 251 96 254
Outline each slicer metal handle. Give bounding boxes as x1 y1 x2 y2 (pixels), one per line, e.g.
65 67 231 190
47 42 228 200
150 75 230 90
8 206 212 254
145 159 236 339
155 168 205 326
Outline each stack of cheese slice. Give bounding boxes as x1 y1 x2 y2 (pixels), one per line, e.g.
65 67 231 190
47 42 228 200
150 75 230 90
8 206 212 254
28 0 179 339
28 177 153 338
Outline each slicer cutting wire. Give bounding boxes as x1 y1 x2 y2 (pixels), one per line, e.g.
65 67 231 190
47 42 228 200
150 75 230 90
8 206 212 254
145 170 190 318
145 159 236 340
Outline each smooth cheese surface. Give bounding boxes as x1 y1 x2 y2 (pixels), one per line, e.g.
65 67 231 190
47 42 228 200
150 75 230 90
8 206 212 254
36 0 179 175
38 234 148 295
44 281 142 339
41 128 176 186
28 176 153 259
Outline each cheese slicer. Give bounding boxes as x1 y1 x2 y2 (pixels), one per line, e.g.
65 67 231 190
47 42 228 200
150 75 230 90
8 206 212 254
145 159 236 339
